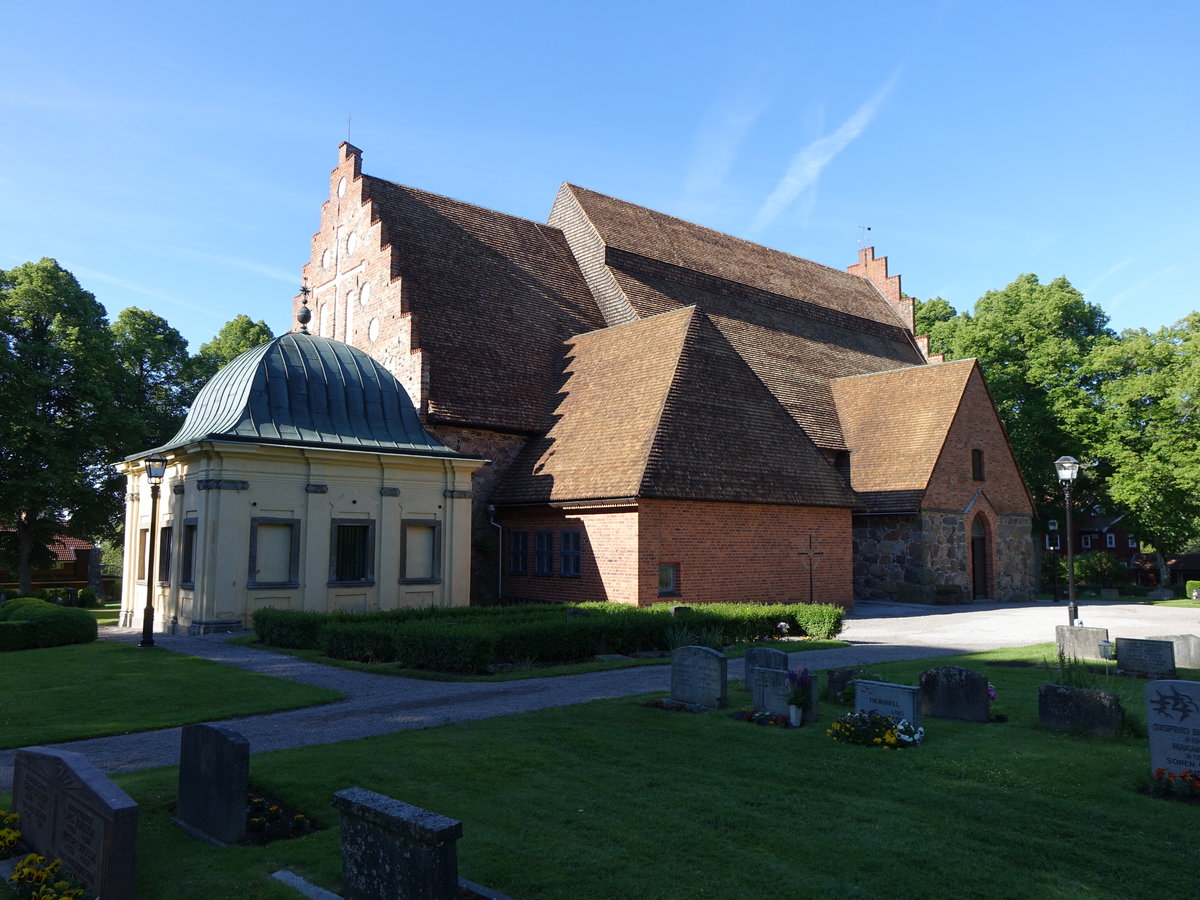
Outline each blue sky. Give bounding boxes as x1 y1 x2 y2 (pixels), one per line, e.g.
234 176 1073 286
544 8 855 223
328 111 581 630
2 1 1197 351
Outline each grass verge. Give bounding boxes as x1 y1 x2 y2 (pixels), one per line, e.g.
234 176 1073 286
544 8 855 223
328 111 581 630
3 644 1193 899
0 642 344 748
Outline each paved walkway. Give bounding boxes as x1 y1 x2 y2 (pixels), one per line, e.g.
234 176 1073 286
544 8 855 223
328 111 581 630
3 598 1196 792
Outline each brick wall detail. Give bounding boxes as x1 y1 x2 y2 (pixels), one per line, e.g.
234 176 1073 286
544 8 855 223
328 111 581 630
847 246 911 332
500 500 853 608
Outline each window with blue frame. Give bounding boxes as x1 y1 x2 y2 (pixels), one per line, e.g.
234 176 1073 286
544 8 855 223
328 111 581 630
534 530 553 576
561 529 582 577
509 531 528 575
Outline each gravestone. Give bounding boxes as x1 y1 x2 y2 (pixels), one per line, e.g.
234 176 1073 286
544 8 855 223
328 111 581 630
332 788 462 900
175 723 250 845
1147 587 1174 601
1146 634 1200 669
855 680 922 727
920 666 991 723
1038 684 1125 737
1116 638 1176 678
1145 680 1200 776
750 667 791 717
826 667 858 702
743 647 788 677
670 645 727 709
1099 588 1119 600
12 747 138 900
1055 625 1110 661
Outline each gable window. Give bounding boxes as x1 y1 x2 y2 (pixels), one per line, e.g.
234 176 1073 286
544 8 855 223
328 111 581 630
659 564 680 597
561 530 582 577
1081 534 1092 550
971 449 984 481
1106 533 1116 549
509 531 528 575
180 519 197 588
534 531 553 576
330 519 375 585
250 517 301 588
157 525 173 583
401 519 442 583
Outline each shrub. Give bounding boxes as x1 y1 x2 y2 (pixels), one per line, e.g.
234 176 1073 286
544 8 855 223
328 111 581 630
318 622 401 663
790 603 846 640
0 622 38 652
77 587 98 609
392 621 496 674
1187 580 1200 598
253 609 329 649
0 597 50 621
21 605 97 648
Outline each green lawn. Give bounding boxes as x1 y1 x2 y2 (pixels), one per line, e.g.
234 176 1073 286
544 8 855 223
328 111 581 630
0 642 344 748
3 644 1194 899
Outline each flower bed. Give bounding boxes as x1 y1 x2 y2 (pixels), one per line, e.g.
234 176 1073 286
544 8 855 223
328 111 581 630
827 711 924 749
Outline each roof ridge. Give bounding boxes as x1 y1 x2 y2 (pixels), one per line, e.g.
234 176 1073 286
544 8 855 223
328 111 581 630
364 174 565 232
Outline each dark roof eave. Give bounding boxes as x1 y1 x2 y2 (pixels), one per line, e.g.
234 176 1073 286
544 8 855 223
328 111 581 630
130 434 482 462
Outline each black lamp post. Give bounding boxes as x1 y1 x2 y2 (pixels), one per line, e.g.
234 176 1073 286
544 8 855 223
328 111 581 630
1054 456 1080 626
139 453 168 648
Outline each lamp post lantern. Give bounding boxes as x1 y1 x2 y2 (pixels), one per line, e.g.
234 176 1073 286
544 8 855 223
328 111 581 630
139 453 168 648
1054 456 1081 626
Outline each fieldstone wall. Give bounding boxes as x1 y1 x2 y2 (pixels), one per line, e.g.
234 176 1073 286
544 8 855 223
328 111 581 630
852 511 1034 603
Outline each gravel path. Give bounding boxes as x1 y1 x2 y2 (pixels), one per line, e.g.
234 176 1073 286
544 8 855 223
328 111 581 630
4 598 1196 792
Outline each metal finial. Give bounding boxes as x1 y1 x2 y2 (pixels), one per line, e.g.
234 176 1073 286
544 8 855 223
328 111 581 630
297 282 312 334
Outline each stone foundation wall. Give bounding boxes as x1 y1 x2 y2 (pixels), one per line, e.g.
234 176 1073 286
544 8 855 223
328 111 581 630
853 511 1034 603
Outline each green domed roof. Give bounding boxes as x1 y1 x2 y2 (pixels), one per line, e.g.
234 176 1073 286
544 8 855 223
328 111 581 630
140 332 463 458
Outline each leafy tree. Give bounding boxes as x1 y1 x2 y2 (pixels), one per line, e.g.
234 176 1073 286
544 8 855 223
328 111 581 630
928 274 1114 523
1087 314 1200 583
0 259 132 592
110 307 197 450
913 296 956 343
192 315 274 380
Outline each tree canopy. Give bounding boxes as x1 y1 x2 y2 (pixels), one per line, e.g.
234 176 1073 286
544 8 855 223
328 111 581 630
192 314 274 381
0 259 132 590
110 307 198 451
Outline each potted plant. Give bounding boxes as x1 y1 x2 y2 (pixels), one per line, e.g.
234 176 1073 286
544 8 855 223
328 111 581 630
787 667 814 726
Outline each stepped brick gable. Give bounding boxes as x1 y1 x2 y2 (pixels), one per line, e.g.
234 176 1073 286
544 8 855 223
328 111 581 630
294 145 1034 606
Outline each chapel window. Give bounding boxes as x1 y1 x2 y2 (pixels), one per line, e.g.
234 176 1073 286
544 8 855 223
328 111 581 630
180 519 197 588
509 531 528 575
157 525 173 583
971 449 985 481
330 519 375 585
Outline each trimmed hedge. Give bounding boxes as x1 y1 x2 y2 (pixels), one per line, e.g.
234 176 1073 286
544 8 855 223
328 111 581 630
253 601 845 674
0 597 97 649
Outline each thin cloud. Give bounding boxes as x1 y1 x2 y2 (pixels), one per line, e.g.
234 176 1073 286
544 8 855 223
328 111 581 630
71 266 209 315
750 70 901 236
167 246 297 285
682 92 770 200
1081 257 1136 297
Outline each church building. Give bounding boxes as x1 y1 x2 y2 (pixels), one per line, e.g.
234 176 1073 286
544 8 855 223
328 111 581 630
291 143 1035 608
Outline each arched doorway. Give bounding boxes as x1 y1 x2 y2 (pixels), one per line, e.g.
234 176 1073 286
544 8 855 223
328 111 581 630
971 516 990 599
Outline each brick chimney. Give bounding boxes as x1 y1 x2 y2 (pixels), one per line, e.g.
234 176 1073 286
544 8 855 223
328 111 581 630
848 247 912 333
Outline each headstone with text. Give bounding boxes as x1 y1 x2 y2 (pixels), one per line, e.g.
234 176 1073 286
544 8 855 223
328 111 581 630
175 723 250 845
855 680 922 727
1145 680 1200 776
1145 634 1200 669
1116 638 1176 679
12 747 138 900
1055 625 1110 661
670 645 727 709
750 667 791 716
920 666 990 723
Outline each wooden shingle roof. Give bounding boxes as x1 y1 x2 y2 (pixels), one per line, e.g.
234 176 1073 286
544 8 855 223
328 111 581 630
364 176 607 433
832 360 976 512
550 185 927 451
493 307 854 508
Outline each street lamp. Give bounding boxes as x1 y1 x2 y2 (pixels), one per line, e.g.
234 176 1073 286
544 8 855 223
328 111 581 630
139 452 168 648
1054 456 1081 626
